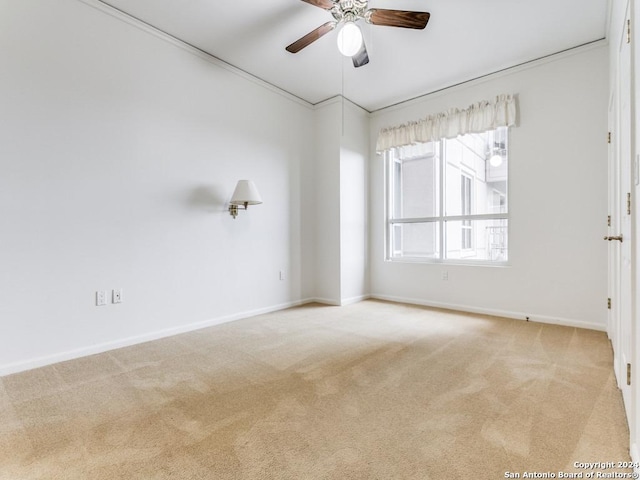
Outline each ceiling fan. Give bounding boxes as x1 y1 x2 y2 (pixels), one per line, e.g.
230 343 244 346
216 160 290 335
286 0 431 67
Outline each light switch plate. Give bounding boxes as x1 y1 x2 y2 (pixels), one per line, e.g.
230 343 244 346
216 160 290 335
96 291 107 306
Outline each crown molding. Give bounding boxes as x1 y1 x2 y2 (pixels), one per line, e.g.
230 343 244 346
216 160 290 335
76 0 315 110
370 38 607 116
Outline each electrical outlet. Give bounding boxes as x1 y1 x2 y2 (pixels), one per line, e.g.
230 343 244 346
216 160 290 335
96 291 107 306
112 288 123 304
279 270 285 281
442 271 449 281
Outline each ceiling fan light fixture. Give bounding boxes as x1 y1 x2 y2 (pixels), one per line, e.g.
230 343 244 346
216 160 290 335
337 21 363 57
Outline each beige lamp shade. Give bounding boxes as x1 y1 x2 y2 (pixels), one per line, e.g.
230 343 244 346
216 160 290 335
230 180 262 206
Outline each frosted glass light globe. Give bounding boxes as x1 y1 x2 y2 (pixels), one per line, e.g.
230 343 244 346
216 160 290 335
337 22 363 57
489 154 503 167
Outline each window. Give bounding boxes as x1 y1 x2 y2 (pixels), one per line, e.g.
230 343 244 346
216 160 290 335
386 127 509 263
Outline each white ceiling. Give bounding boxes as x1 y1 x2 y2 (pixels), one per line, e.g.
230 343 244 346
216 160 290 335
99 0 609 112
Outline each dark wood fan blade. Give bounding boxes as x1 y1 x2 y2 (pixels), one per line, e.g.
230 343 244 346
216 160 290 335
352 40 369 68
367 9 430 29
300 0 334 10
286 21 336 53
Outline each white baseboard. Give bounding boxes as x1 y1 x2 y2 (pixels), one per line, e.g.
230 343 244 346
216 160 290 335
370 294 606 332
310 297 342 306
1 294 606 377
306 295 371 307
0 299 312 377
340 294 371 306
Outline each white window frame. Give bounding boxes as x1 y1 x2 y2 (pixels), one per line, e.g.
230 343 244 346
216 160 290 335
385 130 509 265
460 172 474 253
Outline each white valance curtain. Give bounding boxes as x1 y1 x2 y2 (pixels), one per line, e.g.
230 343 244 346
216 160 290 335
375 94 517 153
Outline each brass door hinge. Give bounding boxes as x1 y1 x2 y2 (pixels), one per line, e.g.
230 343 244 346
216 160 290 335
608 215 611 227
627 192 632 215
608 298 611 309
627 363 632 386
628 19 632 44
608 131 612 144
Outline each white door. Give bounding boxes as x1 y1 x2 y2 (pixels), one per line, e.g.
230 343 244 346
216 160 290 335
612 5 633 422
608 91 620 373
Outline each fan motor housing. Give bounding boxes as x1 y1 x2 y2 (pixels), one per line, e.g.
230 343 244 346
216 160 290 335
331 0 368 22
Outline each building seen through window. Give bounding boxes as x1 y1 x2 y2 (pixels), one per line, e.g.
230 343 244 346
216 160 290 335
386 126 509 263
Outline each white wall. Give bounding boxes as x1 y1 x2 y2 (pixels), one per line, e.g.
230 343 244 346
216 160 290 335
312 100 342 304
340 101 370 304
312 98 370 305
369 44 609 330
0 0 315 374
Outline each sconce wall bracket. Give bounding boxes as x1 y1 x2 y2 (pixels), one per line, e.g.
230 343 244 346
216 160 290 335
229 202 249 219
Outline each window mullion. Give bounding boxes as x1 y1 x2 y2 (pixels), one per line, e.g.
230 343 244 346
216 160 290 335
438 139 445 260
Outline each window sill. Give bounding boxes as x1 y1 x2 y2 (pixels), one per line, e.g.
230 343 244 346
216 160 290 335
385 257 510 268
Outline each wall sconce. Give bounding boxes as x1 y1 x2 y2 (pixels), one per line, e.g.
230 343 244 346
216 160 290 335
229 180 263 219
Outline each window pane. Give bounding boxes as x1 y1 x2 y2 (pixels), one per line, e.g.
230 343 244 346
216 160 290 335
385 127 509 264
391 144 440 219
444 219 508 261
390 222 440 259
444 128 508 216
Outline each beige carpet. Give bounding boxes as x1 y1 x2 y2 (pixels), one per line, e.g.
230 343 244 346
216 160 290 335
0 300 631 479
